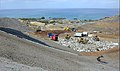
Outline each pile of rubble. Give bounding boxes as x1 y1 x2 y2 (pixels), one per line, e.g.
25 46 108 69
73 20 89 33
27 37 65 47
55 37 119 52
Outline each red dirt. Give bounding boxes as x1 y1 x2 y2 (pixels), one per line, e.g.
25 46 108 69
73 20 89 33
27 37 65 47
80 46 119 56
34 30 71 38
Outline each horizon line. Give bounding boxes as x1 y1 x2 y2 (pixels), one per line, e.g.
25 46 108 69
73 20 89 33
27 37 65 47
0 8 119 10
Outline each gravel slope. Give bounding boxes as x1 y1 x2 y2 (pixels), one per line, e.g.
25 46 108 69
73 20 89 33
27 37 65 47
0 17 119 71
0 57 47 71
0 18 33 32
0 30 119 71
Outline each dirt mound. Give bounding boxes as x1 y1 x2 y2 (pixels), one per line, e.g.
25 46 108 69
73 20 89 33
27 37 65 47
80 47 119 56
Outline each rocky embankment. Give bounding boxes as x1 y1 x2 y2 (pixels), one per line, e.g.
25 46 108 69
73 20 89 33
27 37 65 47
55 37 119 52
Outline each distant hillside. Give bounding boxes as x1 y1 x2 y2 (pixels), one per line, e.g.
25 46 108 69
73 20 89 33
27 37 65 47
99 15 120 22
0 18 33 32
81 15 119 34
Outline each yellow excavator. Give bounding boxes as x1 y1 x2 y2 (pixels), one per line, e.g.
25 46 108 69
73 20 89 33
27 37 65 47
63 27 70 31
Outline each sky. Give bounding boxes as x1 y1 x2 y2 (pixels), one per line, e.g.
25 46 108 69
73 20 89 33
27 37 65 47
0 0 119 9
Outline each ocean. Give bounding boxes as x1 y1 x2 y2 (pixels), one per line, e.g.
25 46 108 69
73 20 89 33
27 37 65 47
0 8 119 20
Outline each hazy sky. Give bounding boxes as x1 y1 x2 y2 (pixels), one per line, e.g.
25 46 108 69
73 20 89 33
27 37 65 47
0 0 119 9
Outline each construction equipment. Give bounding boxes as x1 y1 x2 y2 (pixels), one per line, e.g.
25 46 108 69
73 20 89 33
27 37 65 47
93 35 100 41
65 34 71 40
71 28 77 32
82 32 88 36
77 37 88 44
74 33 82 37
51 34 58 41
48 33 54 38
64 27 70 31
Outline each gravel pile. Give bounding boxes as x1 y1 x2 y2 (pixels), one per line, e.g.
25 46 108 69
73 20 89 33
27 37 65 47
55 37 119 52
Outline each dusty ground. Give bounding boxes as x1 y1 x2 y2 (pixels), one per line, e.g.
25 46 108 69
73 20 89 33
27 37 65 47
0 16 119 71
0 30 119 71
35 30 71 38
80 46 119 56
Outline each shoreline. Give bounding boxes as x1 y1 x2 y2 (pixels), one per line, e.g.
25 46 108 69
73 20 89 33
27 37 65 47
0 8 119 20
0 15 119 20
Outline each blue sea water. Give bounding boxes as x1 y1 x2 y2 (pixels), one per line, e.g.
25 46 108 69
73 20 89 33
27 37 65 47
0 8 119 20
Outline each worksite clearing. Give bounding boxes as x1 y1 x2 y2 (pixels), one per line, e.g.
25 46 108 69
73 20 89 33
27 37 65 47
0 15 119 71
